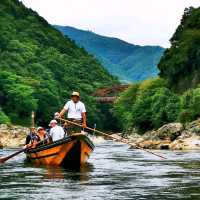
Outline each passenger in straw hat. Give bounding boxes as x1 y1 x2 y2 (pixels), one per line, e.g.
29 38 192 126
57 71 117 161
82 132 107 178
57 91 87 135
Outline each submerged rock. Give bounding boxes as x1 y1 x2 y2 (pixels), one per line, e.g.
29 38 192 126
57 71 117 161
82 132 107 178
136 138 171 150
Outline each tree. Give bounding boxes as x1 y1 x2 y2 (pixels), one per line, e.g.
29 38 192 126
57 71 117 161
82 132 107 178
0 109 10 124
0 0 117 127
158 7 200 91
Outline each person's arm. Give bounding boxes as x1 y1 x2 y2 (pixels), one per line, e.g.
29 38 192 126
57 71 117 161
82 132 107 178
60 126 65 138
59 102 69 118
24 135 32 148
49 129 53 140
46 132 53 143
82 112 87 128
81 103 87 128
59 108 66 118
25 135 31 145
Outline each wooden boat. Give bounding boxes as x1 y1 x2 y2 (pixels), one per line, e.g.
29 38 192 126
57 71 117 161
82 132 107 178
25 133 95 168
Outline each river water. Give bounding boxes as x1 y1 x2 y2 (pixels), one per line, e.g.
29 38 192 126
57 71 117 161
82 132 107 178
0 138 200 200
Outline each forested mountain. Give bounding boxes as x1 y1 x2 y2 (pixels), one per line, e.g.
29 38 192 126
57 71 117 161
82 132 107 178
114 7 200 133
55 25 165 82
0 0 117 126
158 7 200 92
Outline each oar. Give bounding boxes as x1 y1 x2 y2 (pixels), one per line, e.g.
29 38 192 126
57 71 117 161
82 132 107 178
0 137 53 164
31 111 35 127
0 148 26 164
58 118 167 159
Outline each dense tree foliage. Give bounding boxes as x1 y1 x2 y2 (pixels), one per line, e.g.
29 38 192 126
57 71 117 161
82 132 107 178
55 26 164 82
158 7 200 91
113 78 181 133
114 7 200 134
114 79 200 134
179 88 200 123
0 0 117 126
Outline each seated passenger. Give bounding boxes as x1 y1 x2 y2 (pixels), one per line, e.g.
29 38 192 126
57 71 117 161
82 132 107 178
25 127 40 148
49 120 65 142
36 127 49 146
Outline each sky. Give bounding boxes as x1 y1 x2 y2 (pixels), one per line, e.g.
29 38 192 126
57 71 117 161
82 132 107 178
20 0 200 48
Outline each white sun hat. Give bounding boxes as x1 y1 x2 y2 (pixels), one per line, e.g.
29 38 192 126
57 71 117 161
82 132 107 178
49 119 57 126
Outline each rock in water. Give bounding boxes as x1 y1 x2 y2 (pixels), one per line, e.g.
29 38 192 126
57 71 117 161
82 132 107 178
157 123 183 141
127 121 200 150
170 132 200 150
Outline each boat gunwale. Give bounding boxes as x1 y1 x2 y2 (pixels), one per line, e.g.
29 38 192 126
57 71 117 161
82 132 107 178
25 134 95 154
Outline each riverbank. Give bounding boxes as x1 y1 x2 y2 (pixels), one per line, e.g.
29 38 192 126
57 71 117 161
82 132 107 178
113 120 200 150
0 124 28 148
1 119 200 150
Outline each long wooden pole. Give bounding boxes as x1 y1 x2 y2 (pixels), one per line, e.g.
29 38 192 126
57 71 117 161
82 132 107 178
58 118 167 159
31 111 35 127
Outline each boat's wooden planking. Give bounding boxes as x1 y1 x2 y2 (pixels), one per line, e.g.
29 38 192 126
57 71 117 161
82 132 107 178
80 141 93 165
26 134 95 167
27 141 75 166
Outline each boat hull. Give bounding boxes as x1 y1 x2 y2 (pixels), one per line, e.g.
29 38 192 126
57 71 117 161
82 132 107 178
25 134 95 168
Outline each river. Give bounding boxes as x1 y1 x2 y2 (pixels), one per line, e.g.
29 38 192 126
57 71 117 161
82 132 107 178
0 138 200 200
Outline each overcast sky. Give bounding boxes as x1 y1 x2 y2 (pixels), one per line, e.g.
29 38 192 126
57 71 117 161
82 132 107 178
20 0 200 48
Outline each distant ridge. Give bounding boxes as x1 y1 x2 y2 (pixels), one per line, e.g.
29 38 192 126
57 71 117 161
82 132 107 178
55 25 165 82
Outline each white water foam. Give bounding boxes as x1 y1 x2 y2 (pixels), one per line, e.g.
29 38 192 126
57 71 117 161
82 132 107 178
88 135 106 145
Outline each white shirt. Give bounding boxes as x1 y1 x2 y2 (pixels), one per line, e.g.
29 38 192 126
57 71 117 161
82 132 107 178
64 100 86 119
49 125 65 141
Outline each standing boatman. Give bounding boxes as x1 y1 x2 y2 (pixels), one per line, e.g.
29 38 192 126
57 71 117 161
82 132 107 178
57 91 87 135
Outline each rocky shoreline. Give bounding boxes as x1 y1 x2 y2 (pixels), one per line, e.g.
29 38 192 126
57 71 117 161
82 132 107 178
113 120 200 150
1 120 200 150
0 124 28 148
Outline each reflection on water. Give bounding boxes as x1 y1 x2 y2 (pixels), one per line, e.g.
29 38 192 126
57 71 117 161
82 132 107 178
23 158 94 182
0 140 200 200
42 163 94 182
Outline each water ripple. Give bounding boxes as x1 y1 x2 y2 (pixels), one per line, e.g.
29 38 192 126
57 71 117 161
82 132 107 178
0 140 200 199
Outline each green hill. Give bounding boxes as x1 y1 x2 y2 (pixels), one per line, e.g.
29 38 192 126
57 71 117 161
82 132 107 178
0 0 117 126
158 7 200 92
55 25 165 82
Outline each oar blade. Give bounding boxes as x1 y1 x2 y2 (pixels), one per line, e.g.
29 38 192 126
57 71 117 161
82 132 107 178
0 157 8 164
